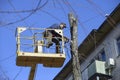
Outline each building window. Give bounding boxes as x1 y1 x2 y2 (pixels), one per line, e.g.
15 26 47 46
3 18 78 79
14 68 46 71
100 50 106 61
94 49 106 61
117 37 120 56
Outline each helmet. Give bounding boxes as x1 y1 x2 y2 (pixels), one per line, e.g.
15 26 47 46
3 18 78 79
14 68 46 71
60 23 66 29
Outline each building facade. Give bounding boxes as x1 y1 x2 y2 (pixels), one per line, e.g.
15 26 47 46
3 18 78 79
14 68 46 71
54 4 120 80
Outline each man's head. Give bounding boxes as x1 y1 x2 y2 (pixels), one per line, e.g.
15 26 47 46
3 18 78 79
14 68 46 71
59 23 66 29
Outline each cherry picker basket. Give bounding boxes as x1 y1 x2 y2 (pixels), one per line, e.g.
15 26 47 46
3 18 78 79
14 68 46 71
16 27 66 67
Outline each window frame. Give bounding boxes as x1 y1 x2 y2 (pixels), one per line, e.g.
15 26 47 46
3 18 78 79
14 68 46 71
93 49 106 61
100 49 106 61
116 37 120 56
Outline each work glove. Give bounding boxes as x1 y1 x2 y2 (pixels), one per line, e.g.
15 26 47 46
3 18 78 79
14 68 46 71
64 37 69 43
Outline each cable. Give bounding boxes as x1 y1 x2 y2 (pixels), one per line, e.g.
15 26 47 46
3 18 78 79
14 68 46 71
13 67 22 80
87 0 105 17
0 53 15 62
40 9 62 22
0 65 9 80
62 0 76 15
52 0 56 8
0 0 46 14
0 12 31 27
56 0 67 17
0 0 48 27
62 0 96 46
7 0 29 26
7 0 16 10
86 0 116 28
27 0 42 35
62 0 90 41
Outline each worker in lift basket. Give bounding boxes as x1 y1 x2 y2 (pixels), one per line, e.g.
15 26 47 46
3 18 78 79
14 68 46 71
43 23 69 53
